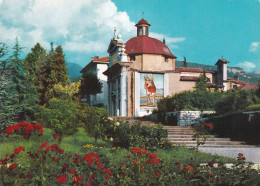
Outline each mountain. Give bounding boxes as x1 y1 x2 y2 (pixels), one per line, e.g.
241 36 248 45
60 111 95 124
176 61 259 85
66 62 82 82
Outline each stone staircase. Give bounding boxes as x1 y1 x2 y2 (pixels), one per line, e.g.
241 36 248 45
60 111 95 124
164 126 255 148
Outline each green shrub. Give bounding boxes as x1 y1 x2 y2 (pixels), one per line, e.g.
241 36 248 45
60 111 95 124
207 112 260 145
215 90 260 114
37 98 80 136
245 104 260 111
79 104 113 142
112 122 168 148
157 91 222 112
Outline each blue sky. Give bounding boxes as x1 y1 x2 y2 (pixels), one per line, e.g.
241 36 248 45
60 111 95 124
0 0 259 72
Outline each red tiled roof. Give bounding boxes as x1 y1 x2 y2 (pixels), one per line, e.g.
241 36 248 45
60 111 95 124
215 58 229 65
238 83 258 90
135 18 151 26
125 35 176 58
226 77 258 90
226 77 247 85
92 56 109 62
180 76 199 81
174 67 215 74
80 56 109 73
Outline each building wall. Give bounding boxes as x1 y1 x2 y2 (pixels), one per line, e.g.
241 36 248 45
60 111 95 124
169 72 214 95
127 54 175 71
142 54 175 71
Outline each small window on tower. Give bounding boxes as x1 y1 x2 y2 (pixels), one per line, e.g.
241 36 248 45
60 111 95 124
143 27 146 35
130 56 136 61
164 57 168 62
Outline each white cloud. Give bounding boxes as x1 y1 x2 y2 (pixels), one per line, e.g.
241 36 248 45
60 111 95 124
150 32 185 49
249 42 260 52
0 0 135 56
237 61 256 72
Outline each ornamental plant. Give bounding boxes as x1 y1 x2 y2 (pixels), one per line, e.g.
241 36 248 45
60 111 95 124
5 121 43 139
0 122 113 185
113 147 163 185
192 121 213 150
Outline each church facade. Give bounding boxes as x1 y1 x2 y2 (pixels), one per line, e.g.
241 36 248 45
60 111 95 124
82 19 257 117
103 19 218 117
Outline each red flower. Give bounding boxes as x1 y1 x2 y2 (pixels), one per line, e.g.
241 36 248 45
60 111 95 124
40 141 48 149
5 126 13 135
102 169 113 175
69 169 76 175
19 173 25 179
122 163 125 168
57 148 64 154
23 133 31 139
51 144 58 151
238 153 243 157
73 175 83 184
8 163 17 170
132 161 137 165
53 134 59 140
57 174 67 184
14 148 21 154
105 175 110 180
19 146 25 151
13 124 20 130
175 162 181 166
10 153 15 159
25 124 34 132
85 153 95 166
27 174 33 179
52 157 59 162
97 162 103 169
89 173 96 183
152 158 161 164
62 163 67 173
155 171 160 176
140 169 144 173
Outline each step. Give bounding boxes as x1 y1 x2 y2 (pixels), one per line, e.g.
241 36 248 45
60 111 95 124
168 132 196 135
170 141 244 145
168 138 232 141
168 134 216 138
178 144 256 148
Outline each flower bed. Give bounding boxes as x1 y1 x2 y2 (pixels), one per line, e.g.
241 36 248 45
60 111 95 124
1 122 260 185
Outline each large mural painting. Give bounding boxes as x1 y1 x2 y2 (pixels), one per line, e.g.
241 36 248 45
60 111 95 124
140 73 164 107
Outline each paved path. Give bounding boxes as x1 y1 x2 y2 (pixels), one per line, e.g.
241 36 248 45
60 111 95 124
198 147 260 163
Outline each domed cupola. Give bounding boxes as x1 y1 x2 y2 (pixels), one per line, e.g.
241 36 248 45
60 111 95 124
135 18 151 37
125 19 176 59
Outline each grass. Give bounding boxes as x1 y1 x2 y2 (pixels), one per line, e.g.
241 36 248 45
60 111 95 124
0 127 236 164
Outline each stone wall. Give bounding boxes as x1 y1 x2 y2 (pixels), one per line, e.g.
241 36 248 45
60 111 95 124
148 111 215 126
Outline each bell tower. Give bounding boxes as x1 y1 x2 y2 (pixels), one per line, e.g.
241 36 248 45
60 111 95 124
135 18 151 37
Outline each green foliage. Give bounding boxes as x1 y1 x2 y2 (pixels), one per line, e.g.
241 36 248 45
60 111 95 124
157 91 222 112
80 104 112 141
111 122 168 148
23 43 46 85
29 44 70 105
195 70 207 91
0 40 38 132
245 104 260 111
215 90 260 114
37 98 80 136
207 112 260 144
80 73 103 103
182 56 187 68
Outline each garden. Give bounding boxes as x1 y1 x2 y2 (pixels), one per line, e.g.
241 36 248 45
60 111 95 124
1 120 260 185
1 41 260 185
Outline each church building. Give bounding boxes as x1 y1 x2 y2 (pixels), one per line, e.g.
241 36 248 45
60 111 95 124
82 18 257 117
